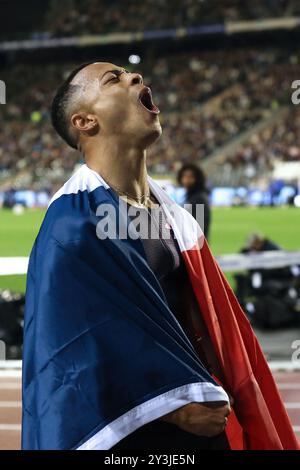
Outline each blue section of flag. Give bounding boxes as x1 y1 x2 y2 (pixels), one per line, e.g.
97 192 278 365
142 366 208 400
22 185 224 450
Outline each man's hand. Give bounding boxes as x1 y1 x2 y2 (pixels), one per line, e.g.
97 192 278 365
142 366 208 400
161 401 231 437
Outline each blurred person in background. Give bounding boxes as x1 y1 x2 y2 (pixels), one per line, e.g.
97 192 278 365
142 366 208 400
235 232 281 305
177 163 211 239
240 232 281 254
235 233 300 329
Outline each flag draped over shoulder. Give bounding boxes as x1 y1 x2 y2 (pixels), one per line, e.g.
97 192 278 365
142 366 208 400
22 164 299 450
22 164 228 450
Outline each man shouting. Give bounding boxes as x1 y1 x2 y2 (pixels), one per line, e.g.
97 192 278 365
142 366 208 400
22 62 298 450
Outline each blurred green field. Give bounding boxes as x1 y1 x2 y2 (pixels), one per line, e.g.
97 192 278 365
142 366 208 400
0 208 44 292
0 206 299 293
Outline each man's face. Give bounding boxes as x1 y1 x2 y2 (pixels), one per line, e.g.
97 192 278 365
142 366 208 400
71 62 162 147
180 169 196 190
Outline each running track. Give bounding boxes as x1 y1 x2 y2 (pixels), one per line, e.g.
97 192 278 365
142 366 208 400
0 367 299 450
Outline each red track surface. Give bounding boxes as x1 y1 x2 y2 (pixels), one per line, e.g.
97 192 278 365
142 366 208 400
0 372 299 450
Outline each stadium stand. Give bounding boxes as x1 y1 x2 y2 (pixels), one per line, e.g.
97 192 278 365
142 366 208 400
3 0 300 40
1 48 300 190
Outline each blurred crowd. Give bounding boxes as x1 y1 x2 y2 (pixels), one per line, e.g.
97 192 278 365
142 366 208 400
1 48 300 190
227 107 300 176
2 1 300 41
42 0 300 38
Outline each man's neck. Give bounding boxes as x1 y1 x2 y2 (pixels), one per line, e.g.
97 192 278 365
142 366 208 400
84 137 149 200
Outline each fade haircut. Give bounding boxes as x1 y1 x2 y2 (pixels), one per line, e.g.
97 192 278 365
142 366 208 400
51 62 93 149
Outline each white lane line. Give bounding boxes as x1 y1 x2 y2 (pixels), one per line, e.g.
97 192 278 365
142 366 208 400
0 424 21 431
0 383 20 389
284 403 300 409
0 401 21 407
0 371 21 378
269 361 300 371
0 361 22 369
277 383 300 390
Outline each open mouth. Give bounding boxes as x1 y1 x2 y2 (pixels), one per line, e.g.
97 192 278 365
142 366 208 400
138 87 160 115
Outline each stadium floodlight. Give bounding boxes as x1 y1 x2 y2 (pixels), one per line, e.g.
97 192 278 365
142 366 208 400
129 54 141 64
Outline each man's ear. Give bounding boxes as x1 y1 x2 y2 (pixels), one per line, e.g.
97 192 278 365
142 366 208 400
71 112 99 136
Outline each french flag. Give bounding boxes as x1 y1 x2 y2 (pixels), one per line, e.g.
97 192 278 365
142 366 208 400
22 164 298 450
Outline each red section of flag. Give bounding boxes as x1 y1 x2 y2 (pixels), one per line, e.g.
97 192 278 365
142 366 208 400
182 239 299 450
